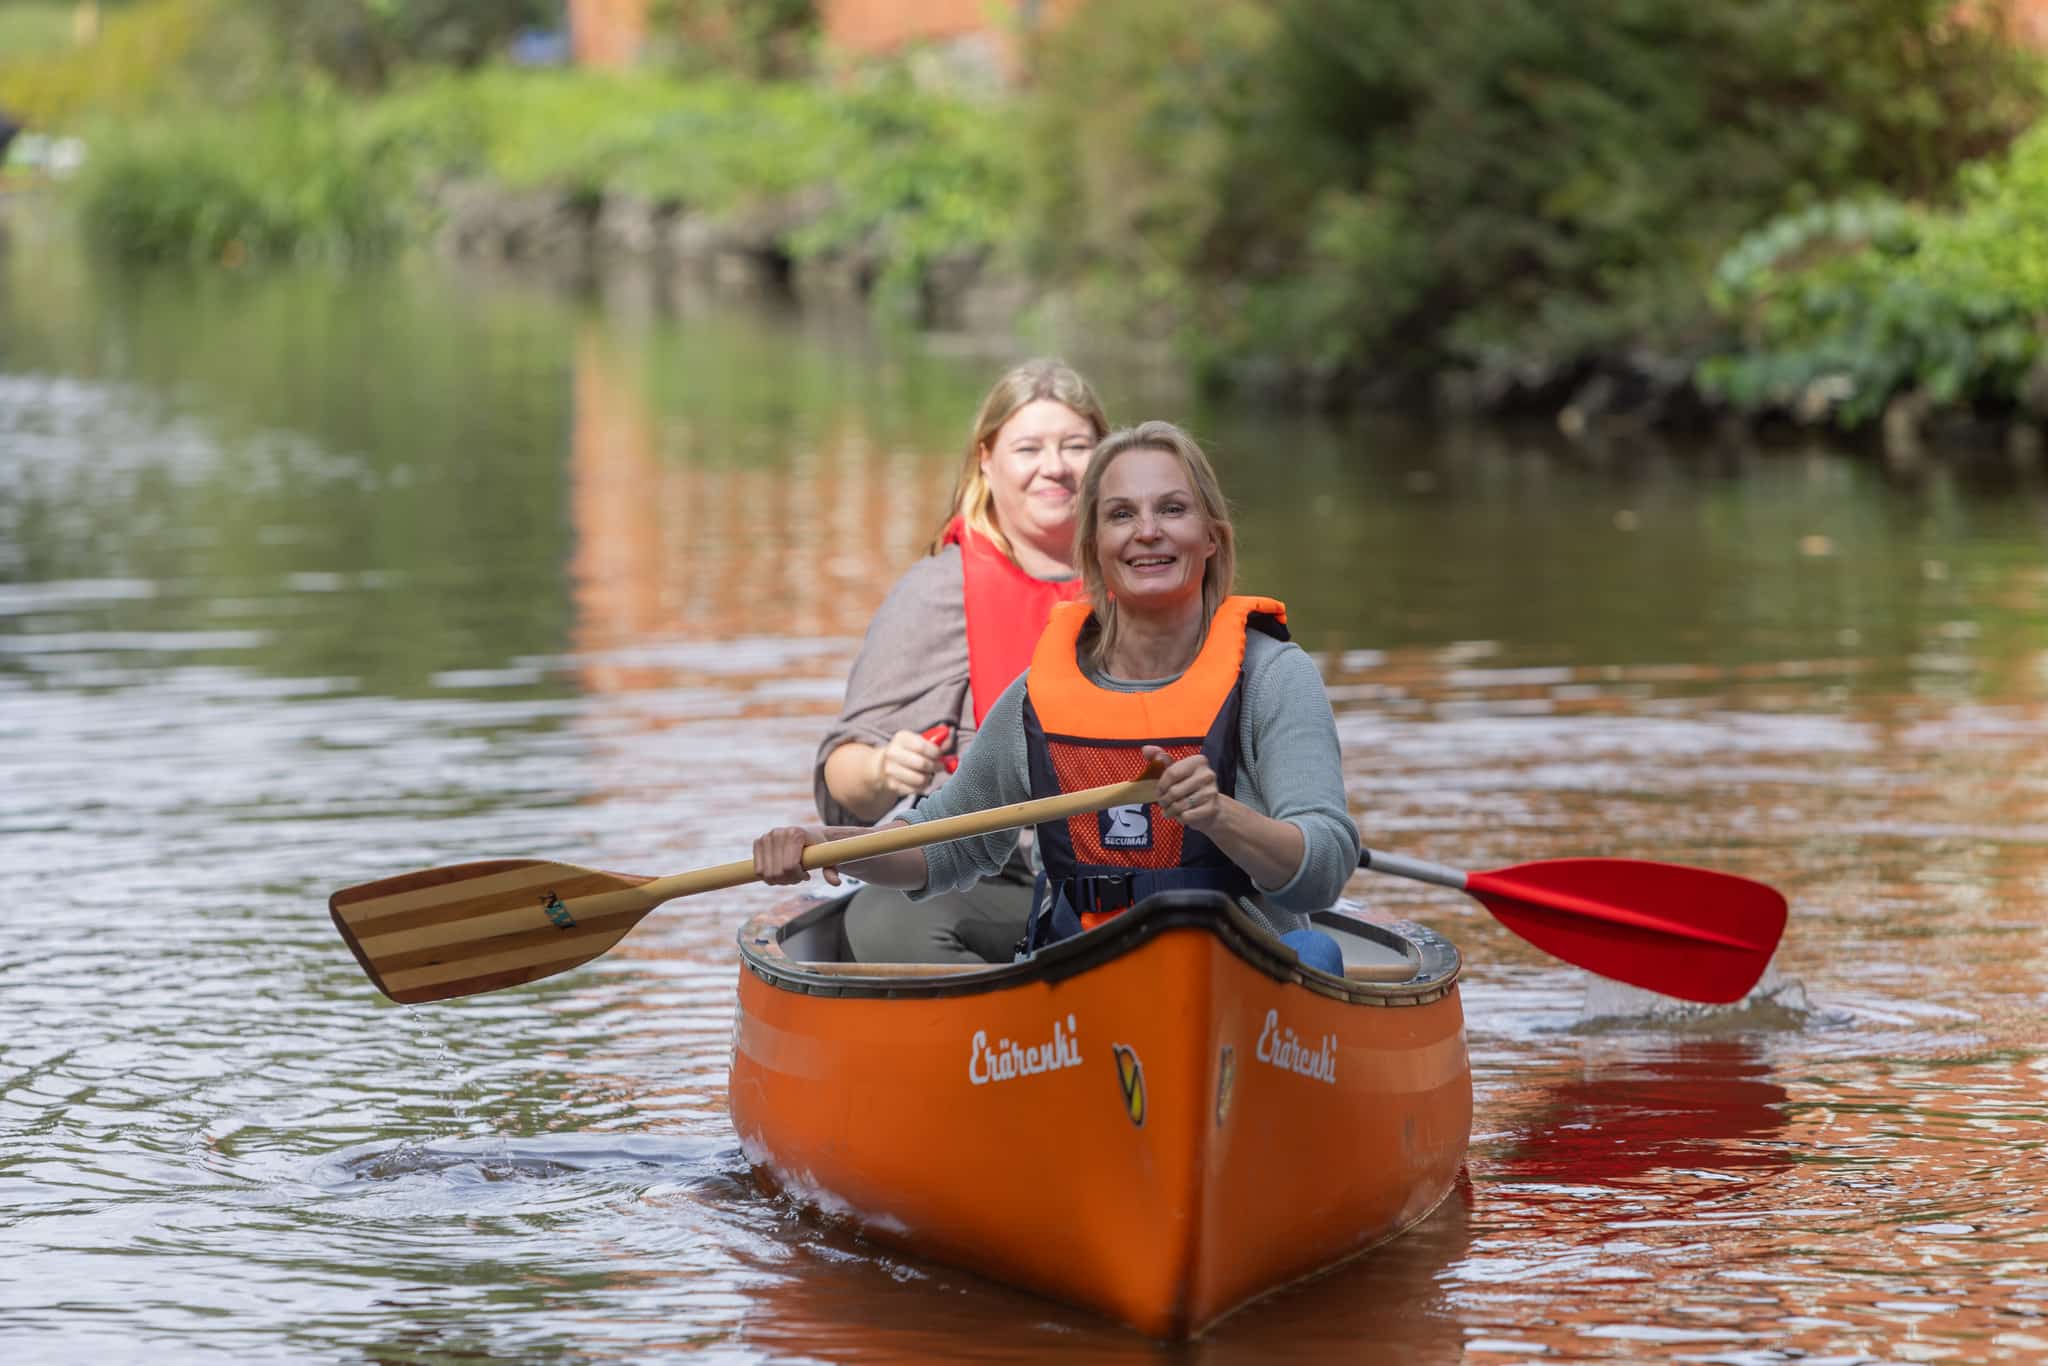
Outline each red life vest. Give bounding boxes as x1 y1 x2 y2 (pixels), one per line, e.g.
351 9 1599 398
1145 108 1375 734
941 517 1085 726
1020 595 1289 947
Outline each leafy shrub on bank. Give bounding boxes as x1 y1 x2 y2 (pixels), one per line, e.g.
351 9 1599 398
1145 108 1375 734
1027 0 2042 395
344 69 1016 304
1701 127 2048 425
74 100 412 264
782 78 1022 305
258 0 558 90
66 66 1020 307
367 69 842 203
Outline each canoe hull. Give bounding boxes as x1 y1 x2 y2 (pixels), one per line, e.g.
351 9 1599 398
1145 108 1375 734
729 894 1471 1339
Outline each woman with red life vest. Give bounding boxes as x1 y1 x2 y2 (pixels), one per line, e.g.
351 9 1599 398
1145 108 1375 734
759 420 1357 975
813 360 1110 963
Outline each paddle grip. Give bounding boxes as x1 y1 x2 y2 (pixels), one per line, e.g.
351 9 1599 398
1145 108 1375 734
921 723 960 774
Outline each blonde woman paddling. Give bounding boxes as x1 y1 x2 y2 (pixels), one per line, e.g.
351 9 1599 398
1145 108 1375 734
764 421 1357 974
815 360 1110 963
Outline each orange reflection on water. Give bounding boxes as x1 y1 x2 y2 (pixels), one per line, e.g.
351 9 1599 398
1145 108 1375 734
568 326 952 682
1460 1045 2048 1362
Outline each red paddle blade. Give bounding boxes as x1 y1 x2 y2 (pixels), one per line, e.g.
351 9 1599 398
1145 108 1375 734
1465 858 1787 1004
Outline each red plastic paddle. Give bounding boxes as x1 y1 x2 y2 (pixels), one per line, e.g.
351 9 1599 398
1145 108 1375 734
1359 848 1787 1004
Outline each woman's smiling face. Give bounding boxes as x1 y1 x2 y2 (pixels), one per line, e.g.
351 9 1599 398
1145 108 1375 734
1094 445 1217 611
978 398 1097 560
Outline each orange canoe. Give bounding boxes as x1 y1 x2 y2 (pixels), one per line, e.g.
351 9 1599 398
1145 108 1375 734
729 891 1472 1339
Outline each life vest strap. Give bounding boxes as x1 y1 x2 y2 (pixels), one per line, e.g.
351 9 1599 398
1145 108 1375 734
1022 866 1258 953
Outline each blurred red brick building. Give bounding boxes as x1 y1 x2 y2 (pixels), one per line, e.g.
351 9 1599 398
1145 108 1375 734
569 0 2048 71
566 0 1078 74
2017 0 2048 44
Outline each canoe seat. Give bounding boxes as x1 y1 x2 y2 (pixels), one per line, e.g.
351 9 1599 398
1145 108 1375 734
794 960 1415 982
795 961 985 978
757 893 1423 985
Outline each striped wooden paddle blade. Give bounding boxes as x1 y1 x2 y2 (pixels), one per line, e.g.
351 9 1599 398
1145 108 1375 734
330 860 660 1005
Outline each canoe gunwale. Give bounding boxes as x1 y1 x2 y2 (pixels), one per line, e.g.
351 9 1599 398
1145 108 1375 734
737 891 1461 1007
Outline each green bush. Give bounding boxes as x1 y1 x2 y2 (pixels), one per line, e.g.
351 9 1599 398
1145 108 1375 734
254 0 557 90
651 0 819 80
74 99 412 263
1026 0 2042 392
784 75 1023 308
1701 124 2048 424
366 67 1020 304
368 69 841 202
66 65 1019 301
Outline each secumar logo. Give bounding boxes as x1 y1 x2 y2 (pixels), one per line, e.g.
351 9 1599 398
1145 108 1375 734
1099 802 1154 850
1112 1043 1147 1127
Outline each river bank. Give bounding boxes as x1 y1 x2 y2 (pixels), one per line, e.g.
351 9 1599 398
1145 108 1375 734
9 2 2048 457
12 177 2039 473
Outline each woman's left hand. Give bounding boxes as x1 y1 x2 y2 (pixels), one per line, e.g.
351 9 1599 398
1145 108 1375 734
1143 745 1224 832
753 824 840 886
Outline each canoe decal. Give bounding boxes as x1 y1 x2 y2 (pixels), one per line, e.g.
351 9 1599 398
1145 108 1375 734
969 1014 1084 1086
541 890 576 929
1255 1008 1338 1085
1112 1044 1146 1127
1215 1046 1236 1127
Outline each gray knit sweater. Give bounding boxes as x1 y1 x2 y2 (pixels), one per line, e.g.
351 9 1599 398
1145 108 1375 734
901 629 1360 933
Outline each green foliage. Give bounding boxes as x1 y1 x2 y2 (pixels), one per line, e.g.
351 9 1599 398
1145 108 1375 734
38 0 2043 405
0 0 220 127
66 65 1018 300
1027 0 2042 390
783 75 1022 310
253 0 557 90
367 68 1019 300
1701 126 2048 424
651 0 819 80
1023 0 1279 340
368 68 839 202
0 2 78 62
73 98 412 263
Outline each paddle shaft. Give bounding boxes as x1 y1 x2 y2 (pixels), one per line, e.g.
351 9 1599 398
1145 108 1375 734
638 769 1163 904
1359 848 1466 890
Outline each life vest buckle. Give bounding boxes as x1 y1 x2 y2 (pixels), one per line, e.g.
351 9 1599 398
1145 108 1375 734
1073 873 1135 915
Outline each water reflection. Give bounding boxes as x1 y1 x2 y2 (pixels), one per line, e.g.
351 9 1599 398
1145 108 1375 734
1492 1041 1793 1186
735 1180 1475 1363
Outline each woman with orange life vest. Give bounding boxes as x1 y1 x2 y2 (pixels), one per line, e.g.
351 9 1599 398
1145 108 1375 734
758 420 1357 974
814 359 1109 964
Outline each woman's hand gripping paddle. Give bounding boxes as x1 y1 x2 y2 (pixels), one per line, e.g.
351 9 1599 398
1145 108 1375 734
331 764 1162 1005
1359 848 1787 1004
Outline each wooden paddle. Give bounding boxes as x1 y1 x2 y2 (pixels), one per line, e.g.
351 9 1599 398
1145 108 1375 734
1358 847 1786 1004
330 765 1163 1006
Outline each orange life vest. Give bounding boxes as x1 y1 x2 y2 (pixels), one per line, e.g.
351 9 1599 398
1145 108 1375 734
941 518 1085 727
1020 595 1289 950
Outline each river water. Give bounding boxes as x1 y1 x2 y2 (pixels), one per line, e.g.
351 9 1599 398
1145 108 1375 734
4 222 2046 1362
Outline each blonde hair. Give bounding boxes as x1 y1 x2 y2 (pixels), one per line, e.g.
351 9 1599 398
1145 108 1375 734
1073 421 1238 669
929 359 1110 558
